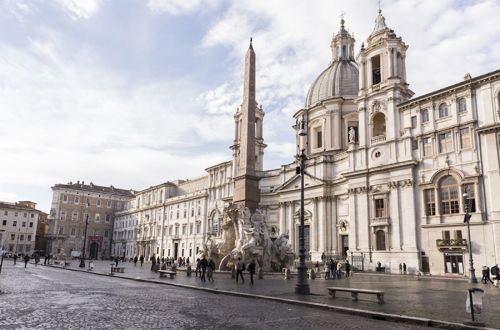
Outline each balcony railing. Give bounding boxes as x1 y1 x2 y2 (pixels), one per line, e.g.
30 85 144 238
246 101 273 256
371 135 386 144
436 238 467 250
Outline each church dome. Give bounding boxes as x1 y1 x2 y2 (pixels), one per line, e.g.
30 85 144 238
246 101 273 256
305 60 359 108
304 19 359 108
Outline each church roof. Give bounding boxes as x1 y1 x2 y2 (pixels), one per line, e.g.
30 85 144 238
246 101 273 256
305 59 358 107
370 10 389 36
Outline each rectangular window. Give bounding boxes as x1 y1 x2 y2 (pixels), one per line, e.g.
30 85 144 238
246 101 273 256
2 220 6 226
371 55 381 85
74 196 79 204
182 224 186 235
30 213 34 218
13 221 17 227
105 214 111 223
443 230 451 240
423 137 432 156
421 109 429 122
23 213 27 218
59 226 64 235
316 130 323 148
412 139 418 150
105 230 109 238
455 230 463 240
462 184 476 213
107 201 112 208
63 194 67 202
96 199 101 207
22 222 26 227
29 222 33 228
411 116 417 128
440 183 460 215
71 227 76 236
11 234 15 240
424 189 436 216
438 132 453 153
374 199 385 218
20 234 24 241
459 128 471 149
95 214 100 222
3 211 7 216
190 223 193 235
27 235 32 241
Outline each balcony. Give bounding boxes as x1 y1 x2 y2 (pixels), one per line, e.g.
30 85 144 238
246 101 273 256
370 217 390 227
436 238 468 251
371 135 386 144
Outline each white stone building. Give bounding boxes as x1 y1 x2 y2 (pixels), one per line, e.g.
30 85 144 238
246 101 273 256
110 10 500 277
0 201 42 255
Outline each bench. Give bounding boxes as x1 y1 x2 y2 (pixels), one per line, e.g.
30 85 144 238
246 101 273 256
110 266 125 273
159 270 176 279
327 287 384 304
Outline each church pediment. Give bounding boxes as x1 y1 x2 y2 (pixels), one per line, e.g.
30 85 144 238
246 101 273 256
273 173 324 193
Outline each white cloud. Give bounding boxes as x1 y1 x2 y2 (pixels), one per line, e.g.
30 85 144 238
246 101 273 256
53 0 102 19
1 0 31 22
147 0 220 15
0 191 18 202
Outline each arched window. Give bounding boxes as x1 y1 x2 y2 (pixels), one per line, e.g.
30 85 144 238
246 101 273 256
438 103 448 118
440 176 459 214
371 55 381 85
457 98 467 113
375 230 386 250
372 113 386 137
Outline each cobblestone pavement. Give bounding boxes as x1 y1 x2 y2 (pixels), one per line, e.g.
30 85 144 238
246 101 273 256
47 259 499 327
0 263 430 330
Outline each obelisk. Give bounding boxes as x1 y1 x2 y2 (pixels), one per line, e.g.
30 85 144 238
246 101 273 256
233 39 260 211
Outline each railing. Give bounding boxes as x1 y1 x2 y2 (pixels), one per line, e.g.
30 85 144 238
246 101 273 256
370 217 390 227
371 135 386 144
436 238 467 249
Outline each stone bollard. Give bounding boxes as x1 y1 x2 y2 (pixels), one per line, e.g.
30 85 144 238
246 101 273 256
284 268 291 280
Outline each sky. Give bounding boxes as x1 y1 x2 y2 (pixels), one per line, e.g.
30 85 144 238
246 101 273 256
0 0 499 213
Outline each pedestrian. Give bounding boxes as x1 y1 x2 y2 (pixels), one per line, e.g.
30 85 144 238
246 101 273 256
329 259 335 279
336 262 342 279
114 256 119 267
186 257 190 265
199 256 208 282
248 259 256 285
195 258 201 277
321 252 326 262
151 255 156 271
399 263 403 274
235 257 245 283
161 257 165 264
44 254 48 265
207 258 215 282
35 255 40 266
345 260 350 277
24 254 30 268
482 266 493 284
133 256 138 266
315 261 319 273
140 255 144 267
13 254 17 265
491 264 499 287
324 262 330 279
403 263 407 274
157 256 160 265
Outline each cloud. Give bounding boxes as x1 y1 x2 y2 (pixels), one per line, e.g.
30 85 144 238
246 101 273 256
0 191 18 202
53 0 103 19
147 0 220 15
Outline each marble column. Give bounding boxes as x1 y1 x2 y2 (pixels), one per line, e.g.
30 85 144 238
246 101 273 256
279 203 286 235
318 197 326 253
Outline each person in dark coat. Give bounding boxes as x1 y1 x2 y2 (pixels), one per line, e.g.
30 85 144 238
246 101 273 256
195 258 201 277
24 255 30 268
403 263 407 274
199 256 208 282
140 255 144 266
207 258 215 282
482 266 493 284
114 256 119 267
133 256 138 266
491 264 499 287
150 255 156 271
13 254 17 265
157 256 160 264
248 260 256 285
345 260 351 277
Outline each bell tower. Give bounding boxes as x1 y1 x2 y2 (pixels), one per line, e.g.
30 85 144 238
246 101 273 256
356 9 414 147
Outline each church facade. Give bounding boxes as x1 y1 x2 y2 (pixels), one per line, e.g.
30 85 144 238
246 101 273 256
112 10 500 277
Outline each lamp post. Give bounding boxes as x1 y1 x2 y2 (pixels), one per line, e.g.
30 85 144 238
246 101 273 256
295 120 310 295
79 202 90 268
463 192 477 284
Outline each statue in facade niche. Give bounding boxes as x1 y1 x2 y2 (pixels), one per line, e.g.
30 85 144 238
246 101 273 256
348 127 356 143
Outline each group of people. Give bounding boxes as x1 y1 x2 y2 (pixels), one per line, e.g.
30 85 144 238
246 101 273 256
321 259 350 279
481 264 499 287
234 258 257 285
194 256 216 282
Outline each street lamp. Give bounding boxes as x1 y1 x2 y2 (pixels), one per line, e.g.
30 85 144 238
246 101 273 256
295 119 310 295
79 202 90 268
463 192 477 284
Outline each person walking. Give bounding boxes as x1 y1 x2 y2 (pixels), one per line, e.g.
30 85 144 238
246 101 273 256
44 254 48 265
403 263 407 274
482 266 493 284
114 256 119 267
345 260 351 278
13 254 17 265
195 258 201 278
150 255 156 271
133 256 138 267
35 255 40 266
157 256 160 265
329 259 335 279
248 259 256 285
140 255 144 267
24 254 30 268
235 257 245 284
491 264 499 287
207 258 215 282
199 256 208 282
324 262 330 279
399 263 403 274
